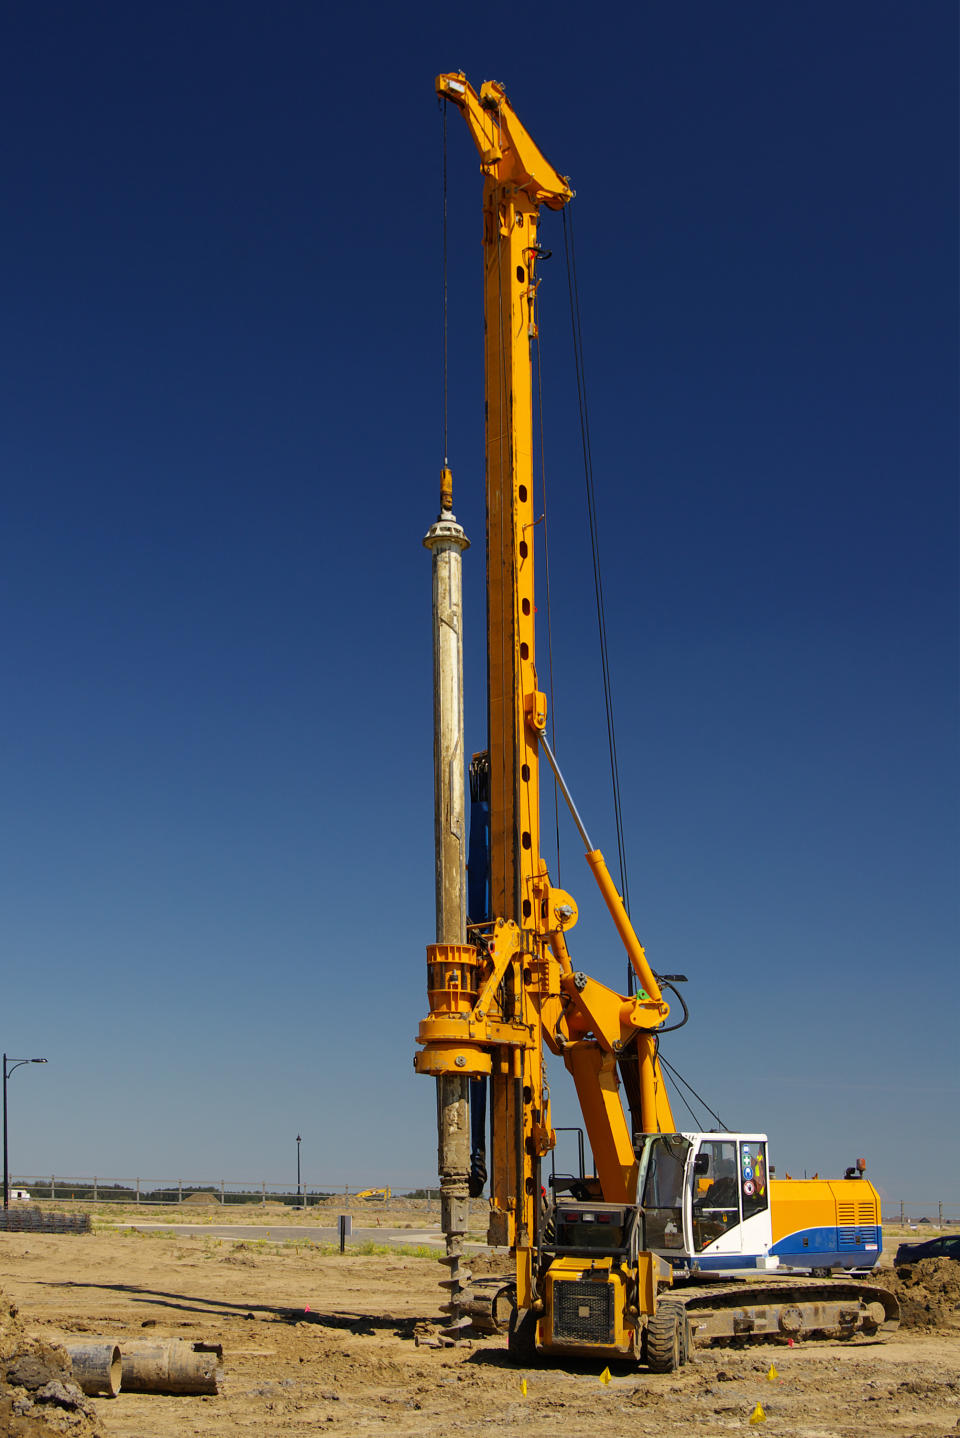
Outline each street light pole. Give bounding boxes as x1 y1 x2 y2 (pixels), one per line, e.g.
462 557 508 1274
3 1055 48 1210
296 1134 302 1208
2 1057 7 1213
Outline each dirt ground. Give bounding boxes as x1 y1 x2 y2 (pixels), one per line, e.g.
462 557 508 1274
0 1214 957 1437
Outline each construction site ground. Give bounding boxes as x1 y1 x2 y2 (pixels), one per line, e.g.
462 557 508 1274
1 1199 957 1437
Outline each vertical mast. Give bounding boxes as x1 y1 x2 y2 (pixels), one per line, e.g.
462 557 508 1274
418 74 574 1324
483 176 542 928
481 173 549 1275
432 75 572 1295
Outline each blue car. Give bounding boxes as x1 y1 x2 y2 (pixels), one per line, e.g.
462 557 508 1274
894 1233 960 1266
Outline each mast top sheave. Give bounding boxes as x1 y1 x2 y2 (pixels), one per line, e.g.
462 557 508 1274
435 72 573 210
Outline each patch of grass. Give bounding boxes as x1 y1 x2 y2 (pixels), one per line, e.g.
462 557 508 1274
86 1225 437 1260
352 1241 436 1258
97 1224 178 1241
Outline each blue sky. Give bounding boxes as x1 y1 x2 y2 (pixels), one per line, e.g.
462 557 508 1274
1 2 956 1202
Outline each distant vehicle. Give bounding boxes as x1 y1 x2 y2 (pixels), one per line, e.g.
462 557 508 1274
9 1189 31 1201
895 1234 960 1265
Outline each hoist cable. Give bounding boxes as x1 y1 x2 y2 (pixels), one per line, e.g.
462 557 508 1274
563 208 629 910
659 1063 701 1129
562 207 633 993
440 98 449 469
657 1050 727 1132
535 322 562 886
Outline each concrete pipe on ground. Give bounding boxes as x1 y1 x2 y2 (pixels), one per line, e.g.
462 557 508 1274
64 1342 122 1397
78 1338 223 1394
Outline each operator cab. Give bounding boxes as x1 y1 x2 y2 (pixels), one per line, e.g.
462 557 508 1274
635 1131 777 1276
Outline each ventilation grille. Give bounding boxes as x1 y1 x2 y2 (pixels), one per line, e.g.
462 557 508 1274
837 1200 880 1250
552 1279 615 1344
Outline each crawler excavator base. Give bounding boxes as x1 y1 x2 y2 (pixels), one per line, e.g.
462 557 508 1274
670 1276 899 1347
448 1278 897 1364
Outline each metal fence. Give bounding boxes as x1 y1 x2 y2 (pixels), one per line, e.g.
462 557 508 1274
6 1178 957 1226
9 1176 439 1207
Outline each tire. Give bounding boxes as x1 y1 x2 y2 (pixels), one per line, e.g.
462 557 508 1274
645 1303 682 1373
507 1304 538 1361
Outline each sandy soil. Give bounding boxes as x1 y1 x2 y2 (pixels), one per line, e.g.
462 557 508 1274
0 1223 957 1437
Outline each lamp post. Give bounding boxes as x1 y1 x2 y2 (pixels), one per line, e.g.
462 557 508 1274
3 1055 48 1210
296 1134 302 1208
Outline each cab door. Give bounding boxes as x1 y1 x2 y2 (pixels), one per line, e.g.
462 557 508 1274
691 1138 743 1256
689 1136 773 1266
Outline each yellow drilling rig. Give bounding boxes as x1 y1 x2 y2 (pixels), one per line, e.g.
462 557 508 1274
416 72 897 1367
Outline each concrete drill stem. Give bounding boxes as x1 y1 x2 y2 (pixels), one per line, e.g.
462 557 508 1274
423 498 471 1324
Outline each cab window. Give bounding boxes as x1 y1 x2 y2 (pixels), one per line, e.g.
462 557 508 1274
739 1141 768 1220
692 1139 739 1253
641 1135 689 1250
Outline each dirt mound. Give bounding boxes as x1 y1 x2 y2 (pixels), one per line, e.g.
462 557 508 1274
467 1252 511 1279
0 1287 102 1435
869 1257 960 1330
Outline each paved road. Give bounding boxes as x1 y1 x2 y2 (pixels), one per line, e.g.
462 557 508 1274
109 1222 464 1246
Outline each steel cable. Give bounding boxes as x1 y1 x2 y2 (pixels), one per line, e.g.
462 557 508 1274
561 207 633 991
657 1049 727 1132
535 323 563 886
440 98 449 469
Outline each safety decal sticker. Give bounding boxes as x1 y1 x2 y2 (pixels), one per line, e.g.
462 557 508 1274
743 1179 755 1196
